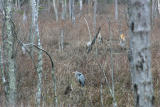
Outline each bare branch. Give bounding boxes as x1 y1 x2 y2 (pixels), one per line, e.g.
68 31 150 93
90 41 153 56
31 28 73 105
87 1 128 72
84 17 92 41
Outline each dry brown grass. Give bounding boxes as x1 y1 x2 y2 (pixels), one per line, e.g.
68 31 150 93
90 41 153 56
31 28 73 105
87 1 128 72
0 3 160 107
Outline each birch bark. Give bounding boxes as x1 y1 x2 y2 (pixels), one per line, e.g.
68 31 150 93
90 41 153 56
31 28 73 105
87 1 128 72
128 0 154 106
33 0 43 106
114 0 118 20
53 0 58 21
2 0 16 106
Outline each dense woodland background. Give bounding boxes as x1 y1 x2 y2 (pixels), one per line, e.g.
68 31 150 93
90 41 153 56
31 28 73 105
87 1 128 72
0 0 160 106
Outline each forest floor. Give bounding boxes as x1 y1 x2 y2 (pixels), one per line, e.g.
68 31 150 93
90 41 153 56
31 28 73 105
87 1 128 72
0 4 160 107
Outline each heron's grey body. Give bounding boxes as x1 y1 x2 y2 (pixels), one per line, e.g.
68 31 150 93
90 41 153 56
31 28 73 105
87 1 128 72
74 71 85 87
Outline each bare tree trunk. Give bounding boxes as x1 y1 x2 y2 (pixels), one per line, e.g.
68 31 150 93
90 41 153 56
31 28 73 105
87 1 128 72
17 0 20 9
93 0 97 34
61 0 65 20
108 19 117 107
151 0 158 26
158 0 160 14
23 10 27 23
69 0 72 19
30 0 43 106
64 0 67 18
69 0 75 23
59 0 65 52
48 0 51 13
29 0 36 55
31 0 43 106
15 0 17 7
0 47 6 93
93 0 97 55
60 29 64 51
72 0 75 23
53 0 58 21
15 0 20 9
79 0 83 15
0 46 8 106
0 0 3 11
88 0 91 14
56 0 60 9
100 81 104 107
84 17 92 41
114 0 118 20
1 1 8 104
128 0 154 106
2 0 16 106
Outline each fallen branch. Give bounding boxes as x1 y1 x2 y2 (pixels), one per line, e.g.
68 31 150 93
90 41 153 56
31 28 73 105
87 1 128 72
84 17 92 41
87 27 101 53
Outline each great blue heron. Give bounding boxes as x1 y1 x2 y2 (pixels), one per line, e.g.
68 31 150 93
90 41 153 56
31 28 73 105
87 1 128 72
73 71 85 87
86 41 92 48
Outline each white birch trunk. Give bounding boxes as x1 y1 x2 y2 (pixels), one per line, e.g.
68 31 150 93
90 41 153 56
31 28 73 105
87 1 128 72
34 0 43 106
60 0 65 52
16 0 20 9
57 0 60 9
108 19 117 107
30 0 43 106
61 0 65 20
0 47 6 88
93 0 97 34
100 82 104 107
60 29 64 51
128 0 154 106
79 0 83 15
158 0 160 14
151 0 159 26
15 0 17 7
64 0 67 18
93 0 97 55
0 47 8 105
69 0 72 19
88 0 91 14
69 0 75 23
72 0 75 24
3 0 16 106
0 0 3 11
114 0 118 20
79 0 82 11
53 0 58 21
30 0 36 55
23 10 27 23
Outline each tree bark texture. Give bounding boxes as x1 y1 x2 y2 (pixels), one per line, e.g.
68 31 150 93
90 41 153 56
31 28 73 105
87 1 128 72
61 0 65 20
114 0 118 20
69 0 75 23
29 0 36 55
2 0 16 106
79 0 83 15
69 0 72 19
31 0 43 106
93 0 97 34
128 0 154 106
53 0 58 21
